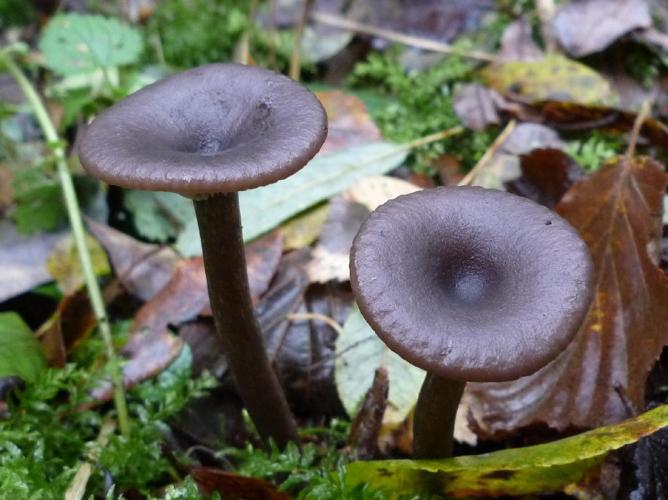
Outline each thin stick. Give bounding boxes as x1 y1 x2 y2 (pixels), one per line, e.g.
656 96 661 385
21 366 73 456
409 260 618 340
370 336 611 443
65 419 116 500
290 0 315 80
310 11 497 62
267 0 278 69
0 51 130 436
458 120 516 187
236 0 259 65
625 100 652 161
286 312 345 337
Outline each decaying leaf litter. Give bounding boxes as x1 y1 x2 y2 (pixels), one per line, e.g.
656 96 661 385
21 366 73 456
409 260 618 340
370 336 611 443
1 0 668 497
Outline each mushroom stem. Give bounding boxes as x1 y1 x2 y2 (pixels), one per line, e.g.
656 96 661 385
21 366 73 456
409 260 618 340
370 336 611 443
413 373 465 459
194 192 298 448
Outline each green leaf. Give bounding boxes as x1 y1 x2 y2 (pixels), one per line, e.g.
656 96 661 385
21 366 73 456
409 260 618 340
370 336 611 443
0 312 46 383
335 305 425 425
481 54 616 106
345 404 668 498
175 141 409 255
124 190 194 243
12 168 64 234
39 14 142 76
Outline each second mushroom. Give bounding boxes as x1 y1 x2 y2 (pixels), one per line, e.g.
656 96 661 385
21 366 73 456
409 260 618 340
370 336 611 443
350 186 593 459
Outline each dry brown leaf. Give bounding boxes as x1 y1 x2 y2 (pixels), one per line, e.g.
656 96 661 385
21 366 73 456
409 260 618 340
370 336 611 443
91 330 183 403
468 155 668 436
552 0 651 57
500 17 543 61
87 218 178 302
191 467 289 500
453 84 503 131
131 232 283 338
316 90 380 155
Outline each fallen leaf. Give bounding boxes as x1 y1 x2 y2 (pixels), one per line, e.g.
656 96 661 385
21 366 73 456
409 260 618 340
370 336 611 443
0 312 46 383
501 123 565 156
348 0 495 44
345 176 421 212
132 232 284 339
506 148 584 209
453 84 503 131
481 54 616 106
124 189 194 243
345 404 668 498
191 467 289 499
0 164 13 211
46 233 110 295
500 17 543 61
335 305 425 426
0 220 65 303
86 218 178 302
281 204 330 251
307 198 369 283
347 366 389 460
552 0 651 57
468 156 668 436
307 176 420 283
90 330 183 402
316 90 381 154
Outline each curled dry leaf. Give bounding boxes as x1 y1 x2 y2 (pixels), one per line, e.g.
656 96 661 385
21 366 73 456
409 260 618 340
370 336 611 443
316 90 381 155
347 366 389 460
468 155 668 436
506 148 584 209
453 84 503 131
500 17 543 62
308 176 420 283
0 220 65 303
86 218 178 302
552 0 651 57
501 123 565 156
90 330 183 403
191 467 289 500
131 232 284 339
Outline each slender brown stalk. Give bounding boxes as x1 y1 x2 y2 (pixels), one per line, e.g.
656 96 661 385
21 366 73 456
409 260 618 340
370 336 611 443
290 0 315 80
194 192 297 447
413 373 465 459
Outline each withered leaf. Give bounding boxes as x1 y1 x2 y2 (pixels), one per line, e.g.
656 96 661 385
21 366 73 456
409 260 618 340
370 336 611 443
501 123 565 156
552 0 651 57
500 17 543 61
468 155 668 436
315 90 380 155
453 84 503 131
87 217 178 302
506 148 584 209
191 467 289 500
131 232 283 338
90 330 183 403
347 366 389 460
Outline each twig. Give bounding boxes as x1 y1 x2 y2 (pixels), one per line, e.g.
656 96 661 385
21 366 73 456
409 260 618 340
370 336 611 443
286 312 345 337
458 120 516 187
310 11 498 62
0 50 130 436
625 99 652 161
267 0 278 69
290 0 315 80
236 0 259 65
65 419 116 500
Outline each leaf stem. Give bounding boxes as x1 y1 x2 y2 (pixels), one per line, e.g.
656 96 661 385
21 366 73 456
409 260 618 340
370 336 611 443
0 51 130 436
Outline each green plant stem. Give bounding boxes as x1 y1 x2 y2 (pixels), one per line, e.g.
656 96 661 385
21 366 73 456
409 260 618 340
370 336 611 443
0 51 130 437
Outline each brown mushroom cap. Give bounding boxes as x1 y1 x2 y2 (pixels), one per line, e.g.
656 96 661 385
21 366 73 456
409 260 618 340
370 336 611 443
350 186 593 383
79 64 327 196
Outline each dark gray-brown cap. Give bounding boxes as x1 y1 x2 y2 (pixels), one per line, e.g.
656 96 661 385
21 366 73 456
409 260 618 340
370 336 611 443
79 64 327 196
350 186 594 383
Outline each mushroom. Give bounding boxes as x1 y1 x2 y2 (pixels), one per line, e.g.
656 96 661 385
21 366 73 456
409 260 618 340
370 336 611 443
350 186 593 458
79 64 327 447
